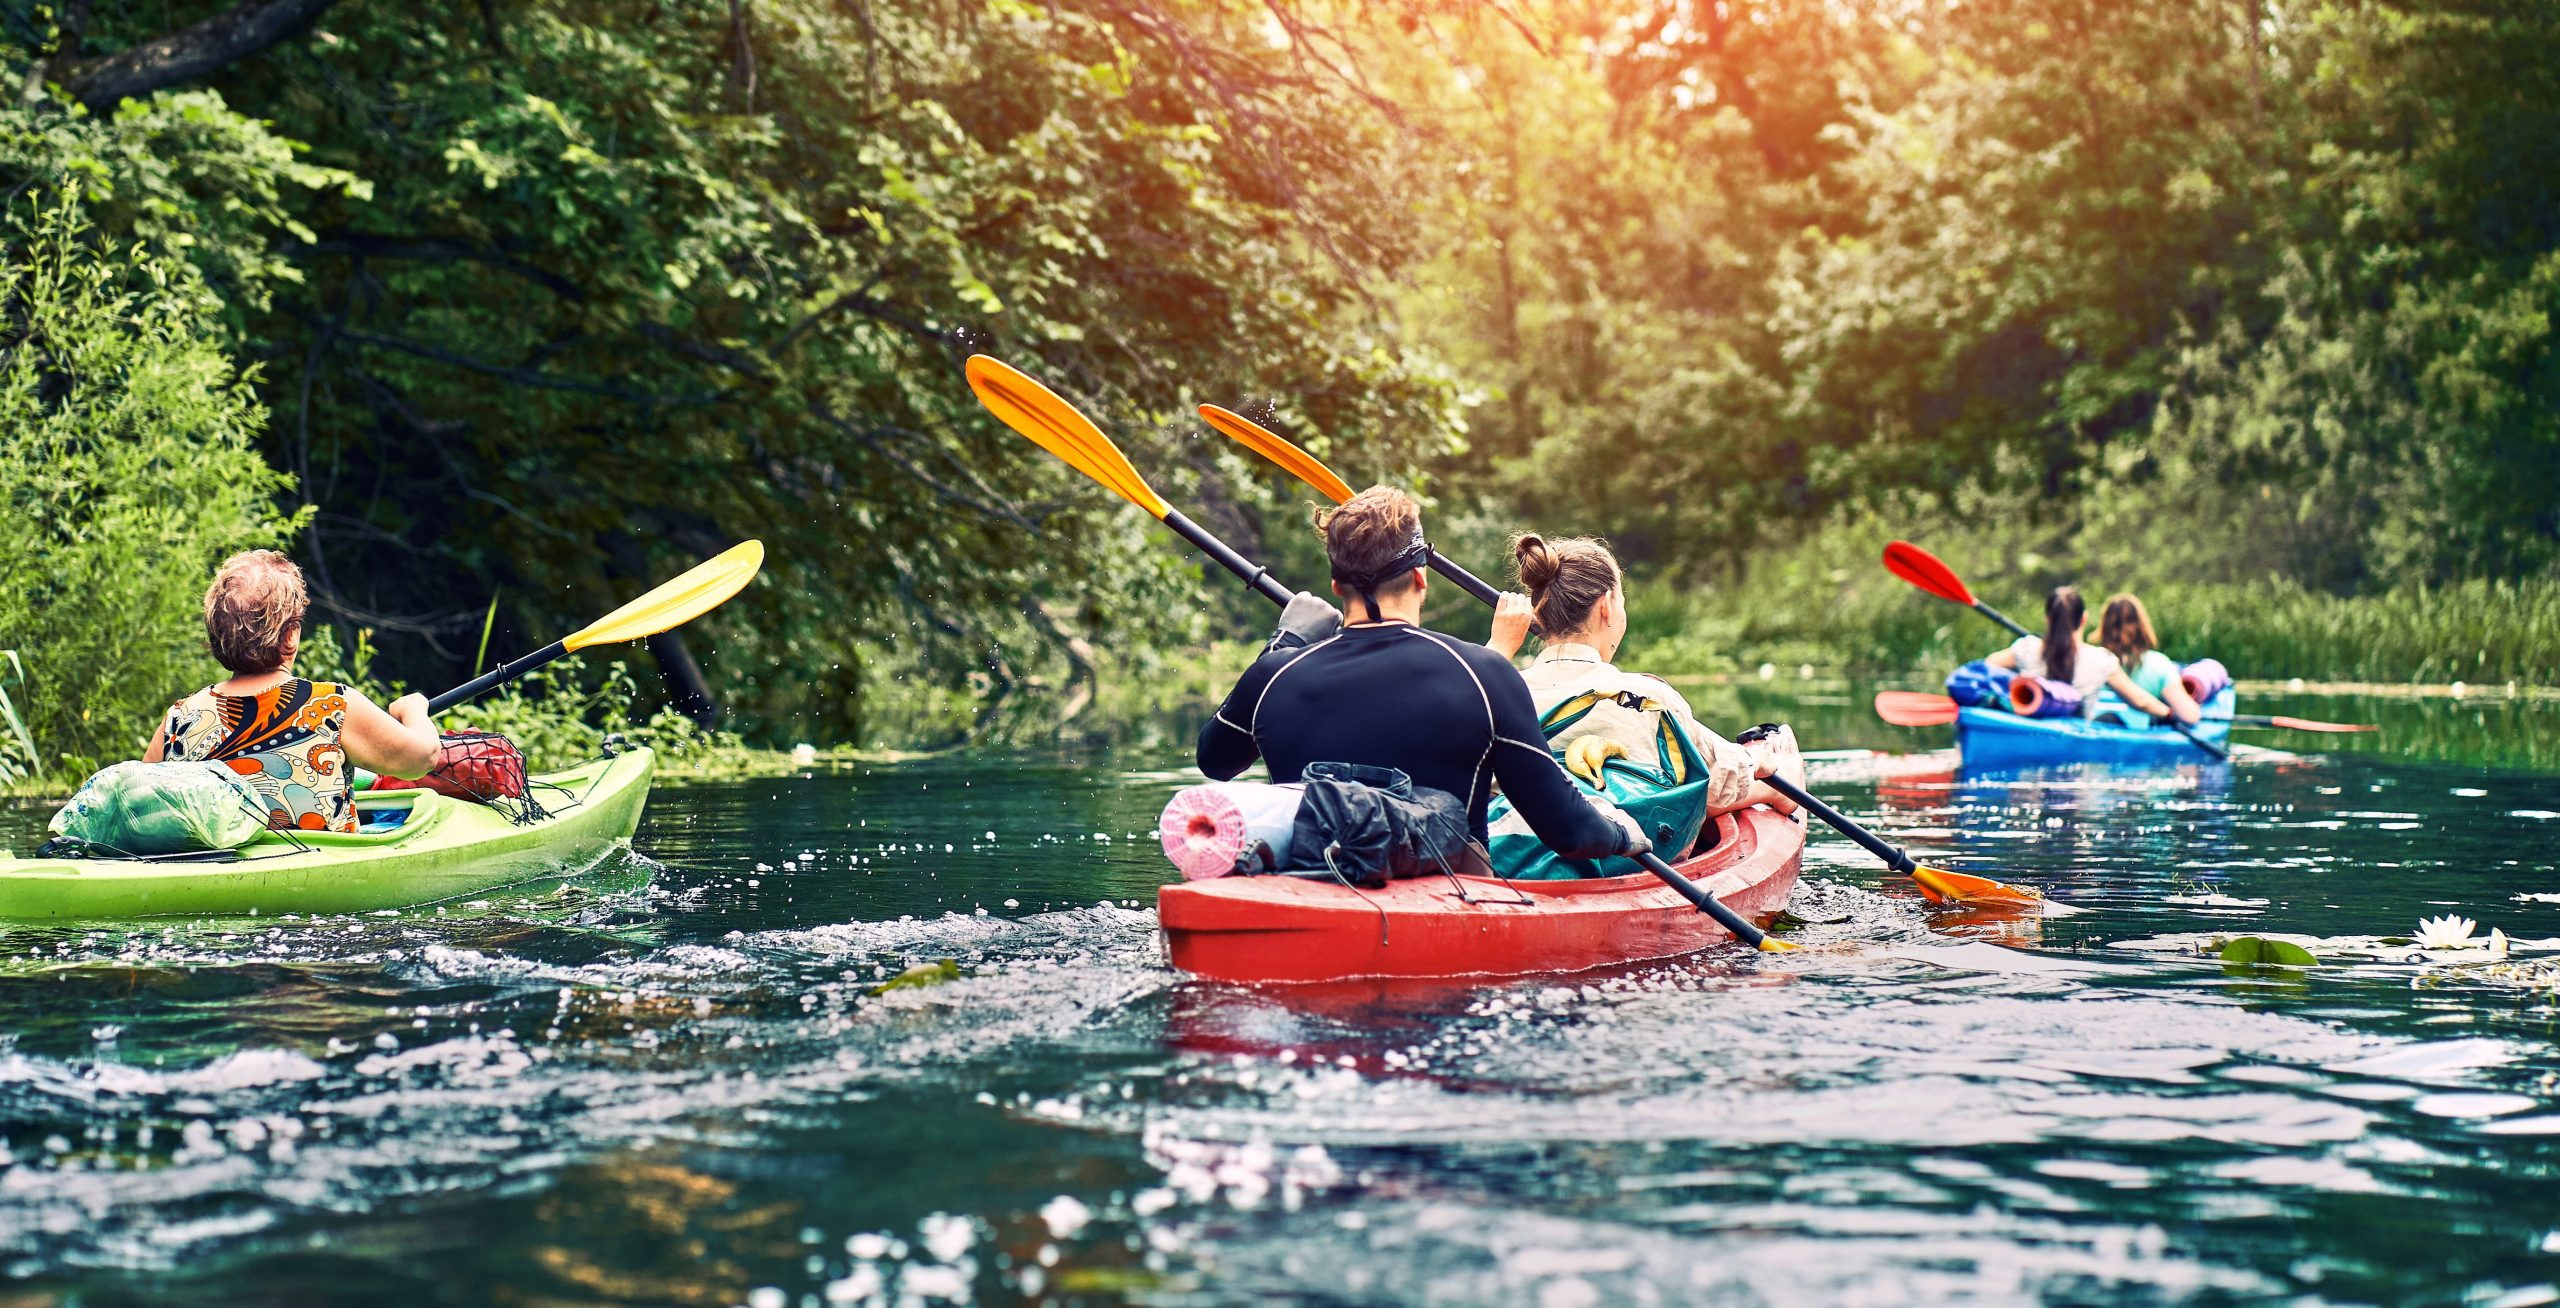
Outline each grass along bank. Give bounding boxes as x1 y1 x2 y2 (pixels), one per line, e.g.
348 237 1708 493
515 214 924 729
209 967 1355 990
1617 566 2560 690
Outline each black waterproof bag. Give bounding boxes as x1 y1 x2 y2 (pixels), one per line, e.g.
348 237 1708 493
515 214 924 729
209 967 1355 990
1284 762 1474 888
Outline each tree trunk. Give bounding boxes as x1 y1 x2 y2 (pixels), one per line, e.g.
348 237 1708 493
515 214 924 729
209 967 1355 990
647 630 720 728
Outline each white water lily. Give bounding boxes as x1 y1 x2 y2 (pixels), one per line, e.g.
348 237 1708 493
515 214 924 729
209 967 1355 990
2489 927 2510 959
791 742 817 766
2414 915 2480 949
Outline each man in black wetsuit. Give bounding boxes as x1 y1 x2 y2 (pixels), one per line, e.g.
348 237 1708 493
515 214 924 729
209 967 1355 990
1196 485 1643 865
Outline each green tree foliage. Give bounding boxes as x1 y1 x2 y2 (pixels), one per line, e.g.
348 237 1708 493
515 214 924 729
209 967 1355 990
6 0 2554 759
126 0 1455 741
0 195 297 776
1388 0 2560 595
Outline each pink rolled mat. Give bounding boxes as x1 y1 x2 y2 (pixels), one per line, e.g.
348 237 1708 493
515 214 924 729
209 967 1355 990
2180 657 2232 701
2008 675 2082 718
1158 782 1301 880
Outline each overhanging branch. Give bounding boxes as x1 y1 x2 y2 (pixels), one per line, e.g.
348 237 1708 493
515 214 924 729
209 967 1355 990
65 0 342 111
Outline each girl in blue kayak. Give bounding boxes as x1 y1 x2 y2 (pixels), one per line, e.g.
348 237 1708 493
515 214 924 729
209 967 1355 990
2097 592 2204 724
1984 585 2188 722
141 551 442 831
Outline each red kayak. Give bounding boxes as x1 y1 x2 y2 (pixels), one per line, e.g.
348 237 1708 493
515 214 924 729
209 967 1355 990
1159 807 1806 983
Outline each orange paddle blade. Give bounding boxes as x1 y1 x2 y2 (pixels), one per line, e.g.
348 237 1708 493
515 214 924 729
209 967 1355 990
1875 690 1962 727
1883 541 1975 606
2264 715 2380 733
1909 865 2049 908
1198 404 1355 504
965 355 1169 519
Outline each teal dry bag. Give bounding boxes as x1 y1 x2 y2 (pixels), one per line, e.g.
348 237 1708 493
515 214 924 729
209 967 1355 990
47 761 270 856
1486 689 1715 881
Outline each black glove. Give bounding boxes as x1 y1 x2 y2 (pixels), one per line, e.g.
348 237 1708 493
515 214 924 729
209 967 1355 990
1735 722 1787 745
1266 591 1343 652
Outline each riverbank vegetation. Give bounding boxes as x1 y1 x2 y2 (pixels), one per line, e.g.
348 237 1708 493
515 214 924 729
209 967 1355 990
1 0 2554 784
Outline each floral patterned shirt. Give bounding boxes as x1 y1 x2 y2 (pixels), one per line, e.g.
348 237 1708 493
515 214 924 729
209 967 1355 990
164 679 355 833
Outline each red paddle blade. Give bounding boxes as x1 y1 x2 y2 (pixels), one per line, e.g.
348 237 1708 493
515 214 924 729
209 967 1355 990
2267 715 2380 733
1875 691 1962 727
1883 541 1975 606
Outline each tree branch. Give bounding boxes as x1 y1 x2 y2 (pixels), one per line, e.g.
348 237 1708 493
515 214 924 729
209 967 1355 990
64 0 342 111
284 232 588 302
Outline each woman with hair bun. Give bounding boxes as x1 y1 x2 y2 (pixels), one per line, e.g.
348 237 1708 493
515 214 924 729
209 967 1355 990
1196 488 1646 865
1486 534 1799 822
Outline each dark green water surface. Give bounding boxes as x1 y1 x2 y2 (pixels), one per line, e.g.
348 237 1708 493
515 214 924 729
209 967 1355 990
3 693 2559 1305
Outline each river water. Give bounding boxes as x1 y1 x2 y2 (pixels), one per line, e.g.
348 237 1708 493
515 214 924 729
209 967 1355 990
3 691 2559 1305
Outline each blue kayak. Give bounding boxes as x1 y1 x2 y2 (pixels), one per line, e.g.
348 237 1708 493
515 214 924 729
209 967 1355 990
1958 687 2237 768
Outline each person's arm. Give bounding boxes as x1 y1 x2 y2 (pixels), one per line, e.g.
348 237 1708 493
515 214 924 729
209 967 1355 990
341 689 440 779
1485 592 1533 660
1196 651 1282 781
1984 647 2020 670
2103 667 2175 721
1675 715 1776 815
1736 724 1805 816
2158 672 2202 724
141 720 170 764
1483 658 1638 860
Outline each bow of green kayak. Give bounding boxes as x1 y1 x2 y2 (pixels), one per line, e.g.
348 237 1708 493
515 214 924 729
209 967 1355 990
0 747 656 921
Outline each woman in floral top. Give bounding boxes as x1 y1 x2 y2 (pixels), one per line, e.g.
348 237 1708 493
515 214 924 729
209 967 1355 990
143 551 441 832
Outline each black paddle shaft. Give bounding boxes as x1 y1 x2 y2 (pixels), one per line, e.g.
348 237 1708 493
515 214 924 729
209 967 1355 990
1425 550 1502 607
1975 600 2034 639
1162 508 1296 607
428 639 567 714
1636 850 1775 947
1762 775 1916 875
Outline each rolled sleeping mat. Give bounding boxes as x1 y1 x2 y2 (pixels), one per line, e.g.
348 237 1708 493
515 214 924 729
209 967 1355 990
1159 781 1302 880
2008 675 2083 719
2180 657 2232 702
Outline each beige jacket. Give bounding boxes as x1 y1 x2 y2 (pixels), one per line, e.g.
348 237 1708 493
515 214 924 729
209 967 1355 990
1517 643 1758 812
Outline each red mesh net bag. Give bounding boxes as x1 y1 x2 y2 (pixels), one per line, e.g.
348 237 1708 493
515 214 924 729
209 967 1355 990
371 731 529 803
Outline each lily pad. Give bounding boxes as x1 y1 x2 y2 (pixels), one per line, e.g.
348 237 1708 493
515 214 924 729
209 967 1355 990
2220 937 2320 967
872 959 963 995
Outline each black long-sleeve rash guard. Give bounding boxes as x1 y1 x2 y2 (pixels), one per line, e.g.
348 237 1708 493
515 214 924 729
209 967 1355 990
1196 622 1630 861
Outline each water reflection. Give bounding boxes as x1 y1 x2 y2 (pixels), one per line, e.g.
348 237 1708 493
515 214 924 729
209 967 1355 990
1 729 2557 1304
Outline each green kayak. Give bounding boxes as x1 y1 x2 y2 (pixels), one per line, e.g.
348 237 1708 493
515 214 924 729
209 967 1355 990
0 747 655 921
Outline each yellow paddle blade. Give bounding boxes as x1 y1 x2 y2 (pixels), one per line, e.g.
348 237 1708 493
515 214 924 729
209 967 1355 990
564 540 765 651
1908 864 2049 908
1197 404 1355 504
965 355 1169 519
1757 937 1803 952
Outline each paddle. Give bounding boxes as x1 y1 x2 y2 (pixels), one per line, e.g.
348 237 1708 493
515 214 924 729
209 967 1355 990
1883 541 2231 761
1875 691 1963 727
427 541 766 713
1198 404 1503 607
1875 691 2374 734
1203 400 2046 909
963 358 1293 607
972 361 1791 949
1883 541 2035 639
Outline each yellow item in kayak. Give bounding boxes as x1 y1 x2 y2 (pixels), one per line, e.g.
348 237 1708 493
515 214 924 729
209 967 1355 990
1564 735 1629 788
